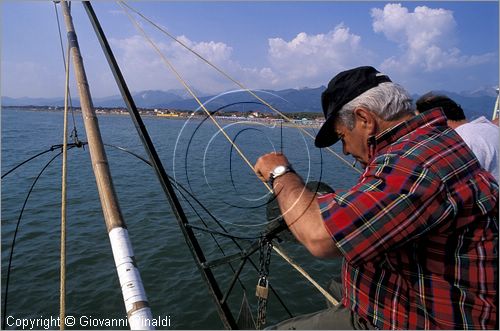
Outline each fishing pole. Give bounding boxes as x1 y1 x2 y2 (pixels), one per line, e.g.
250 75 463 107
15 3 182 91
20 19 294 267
84 2 238 326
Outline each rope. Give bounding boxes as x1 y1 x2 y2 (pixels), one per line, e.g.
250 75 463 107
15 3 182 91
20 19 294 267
187 224 258 240
273 245 338 306
120 1 361 175
59 36 72 330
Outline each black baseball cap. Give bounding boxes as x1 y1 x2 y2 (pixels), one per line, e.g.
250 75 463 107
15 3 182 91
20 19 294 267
315 66 392 148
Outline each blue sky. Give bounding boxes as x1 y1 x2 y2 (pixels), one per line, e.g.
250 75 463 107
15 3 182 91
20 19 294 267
1 1 498 99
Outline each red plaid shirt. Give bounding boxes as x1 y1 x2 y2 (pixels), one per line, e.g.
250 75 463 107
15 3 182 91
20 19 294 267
318 109 498 329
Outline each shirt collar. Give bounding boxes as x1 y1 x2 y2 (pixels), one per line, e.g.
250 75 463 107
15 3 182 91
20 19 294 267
373 108 448 153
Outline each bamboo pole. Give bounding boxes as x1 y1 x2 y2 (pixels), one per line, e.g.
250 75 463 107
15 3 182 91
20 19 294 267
59 1 153 329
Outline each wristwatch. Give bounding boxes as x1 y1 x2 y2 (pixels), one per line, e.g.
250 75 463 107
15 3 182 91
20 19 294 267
269 164 294 187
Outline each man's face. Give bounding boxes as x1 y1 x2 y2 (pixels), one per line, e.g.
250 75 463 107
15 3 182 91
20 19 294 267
334 117 371 168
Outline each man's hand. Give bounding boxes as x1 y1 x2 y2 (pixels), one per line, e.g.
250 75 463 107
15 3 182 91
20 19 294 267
254 152 291 182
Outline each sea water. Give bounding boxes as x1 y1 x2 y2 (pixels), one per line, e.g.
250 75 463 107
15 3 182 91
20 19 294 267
1 108 359 329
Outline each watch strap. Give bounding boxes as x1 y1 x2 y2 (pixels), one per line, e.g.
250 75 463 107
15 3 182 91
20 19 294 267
269 165 295 187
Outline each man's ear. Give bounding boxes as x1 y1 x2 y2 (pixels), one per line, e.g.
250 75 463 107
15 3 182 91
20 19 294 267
354 107 377 134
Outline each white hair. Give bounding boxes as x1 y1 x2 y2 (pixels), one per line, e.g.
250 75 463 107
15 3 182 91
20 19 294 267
334 82 414 130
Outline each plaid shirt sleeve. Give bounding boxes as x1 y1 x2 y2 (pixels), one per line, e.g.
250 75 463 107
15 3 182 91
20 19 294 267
318 152 451 266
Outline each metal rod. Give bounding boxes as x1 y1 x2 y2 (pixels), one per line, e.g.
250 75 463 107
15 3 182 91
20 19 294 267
59 2 153 329
82 2 237 328
200 240 261 270
221 257 248 305
202 252 246 270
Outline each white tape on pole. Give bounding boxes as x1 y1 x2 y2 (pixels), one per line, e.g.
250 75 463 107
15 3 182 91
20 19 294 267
109 227 155 330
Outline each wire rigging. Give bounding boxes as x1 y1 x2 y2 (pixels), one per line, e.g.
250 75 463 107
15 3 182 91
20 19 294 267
2 146 64 179
2 150 66 330
118 1 340 308
119 1 361 175
2 139 294 324
105 144 294 318
101 143 293 316
183 101 268 195
102 143 295 315
118 1 273 194
2 2 346 326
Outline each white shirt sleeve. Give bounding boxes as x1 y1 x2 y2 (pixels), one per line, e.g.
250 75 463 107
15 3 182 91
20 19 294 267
455 117 499 183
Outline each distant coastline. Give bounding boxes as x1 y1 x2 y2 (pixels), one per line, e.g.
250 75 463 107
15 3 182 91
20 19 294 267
2 105 324 128
3 86 497 121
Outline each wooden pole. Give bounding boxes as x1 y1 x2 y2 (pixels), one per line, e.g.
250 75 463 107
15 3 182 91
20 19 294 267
59 1 154 329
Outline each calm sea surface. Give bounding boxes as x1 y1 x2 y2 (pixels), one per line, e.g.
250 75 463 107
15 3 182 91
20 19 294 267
1 108 360 329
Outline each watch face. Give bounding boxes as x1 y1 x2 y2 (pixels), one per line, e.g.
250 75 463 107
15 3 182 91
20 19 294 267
273 165 287 176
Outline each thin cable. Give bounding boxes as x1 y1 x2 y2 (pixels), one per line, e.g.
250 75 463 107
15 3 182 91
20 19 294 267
183 101 267 194
187 224 257 241
2 144 85 179
2 151 64 330
102 143 261 240
104 144 293 316
118 2 272 192
120 1 360 174
2 148 58 179
174 186 250 291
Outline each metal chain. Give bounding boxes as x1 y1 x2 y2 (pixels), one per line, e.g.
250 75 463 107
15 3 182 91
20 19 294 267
256 237 273 329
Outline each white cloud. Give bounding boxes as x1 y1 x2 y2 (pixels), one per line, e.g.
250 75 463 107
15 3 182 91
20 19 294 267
100 6 497 97
371 3 495 72
109 34 275 94
107 24 375 95
266 24 373 87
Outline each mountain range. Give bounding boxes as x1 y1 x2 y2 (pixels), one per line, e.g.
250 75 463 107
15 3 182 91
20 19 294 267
2 86 497 119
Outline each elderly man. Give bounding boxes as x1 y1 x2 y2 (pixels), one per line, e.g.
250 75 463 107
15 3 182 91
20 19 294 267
255 66 498 329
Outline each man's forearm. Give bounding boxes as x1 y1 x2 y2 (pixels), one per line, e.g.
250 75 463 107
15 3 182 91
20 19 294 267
273 173 340 258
